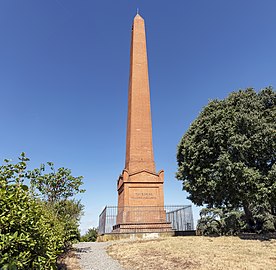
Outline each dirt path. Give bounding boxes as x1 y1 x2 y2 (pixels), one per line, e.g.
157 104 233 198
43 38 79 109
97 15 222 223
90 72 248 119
73 242 125 270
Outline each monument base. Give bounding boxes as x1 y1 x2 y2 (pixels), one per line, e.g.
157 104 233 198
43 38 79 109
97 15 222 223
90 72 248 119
113 222 172 233
97 231 175 242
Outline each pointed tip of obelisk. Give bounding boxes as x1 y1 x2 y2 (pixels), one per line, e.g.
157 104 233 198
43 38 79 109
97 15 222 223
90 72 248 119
134 8 143 20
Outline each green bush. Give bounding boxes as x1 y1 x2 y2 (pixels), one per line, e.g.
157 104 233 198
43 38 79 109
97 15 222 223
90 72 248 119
80 228 98 242
0 183 64 269
0 153 85 269
197 208 224 236
197 208 246 236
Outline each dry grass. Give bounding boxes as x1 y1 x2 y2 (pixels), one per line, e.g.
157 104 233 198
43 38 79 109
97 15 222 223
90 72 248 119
57 250 81 270
107 236 276 270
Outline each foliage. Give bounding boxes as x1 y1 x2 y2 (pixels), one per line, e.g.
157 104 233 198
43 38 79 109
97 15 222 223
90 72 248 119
250 203 275 233
29 163 85 247
80 228 98 242
46 199 84 249
54 199 84 223
197 208 245 236
29 162 85 203
177 87 276 231
0 154 64 269
0 153 85 269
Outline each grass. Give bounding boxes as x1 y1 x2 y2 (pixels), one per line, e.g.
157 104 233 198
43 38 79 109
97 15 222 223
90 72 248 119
107 236 276 270
57 249 81 270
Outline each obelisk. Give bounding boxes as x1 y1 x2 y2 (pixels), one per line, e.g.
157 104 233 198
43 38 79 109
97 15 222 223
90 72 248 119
113 14 171 233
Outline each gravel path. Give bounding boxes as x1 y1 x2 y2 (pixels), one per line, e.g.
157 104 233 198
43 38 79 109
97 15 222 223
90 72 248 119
74 242 125 270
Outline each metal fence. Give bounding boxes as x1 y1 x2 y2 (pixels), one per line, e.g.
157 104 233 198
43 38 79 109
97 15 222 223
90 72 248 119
98 205 194 235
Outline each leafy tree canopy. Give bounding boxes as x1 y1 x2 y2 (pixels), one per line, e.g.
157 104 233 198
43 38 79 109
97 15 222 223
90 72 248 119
30 162 85 203
80 228 98 242
176 87 276 230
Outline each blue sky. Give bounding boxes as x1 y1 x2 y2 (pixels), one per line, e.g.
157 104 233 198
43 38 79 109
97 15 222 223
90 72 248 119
1 1 276 233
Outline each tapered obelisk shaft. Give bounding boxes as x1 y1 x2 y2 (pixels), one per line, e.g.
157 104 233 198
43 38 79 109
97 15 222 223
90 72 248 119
125 14 155 173
114 14 172 233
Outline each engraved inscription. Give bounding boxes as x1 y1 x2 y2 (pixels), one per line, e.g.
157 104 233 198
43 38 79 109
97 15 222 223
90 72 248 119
131 192 157 200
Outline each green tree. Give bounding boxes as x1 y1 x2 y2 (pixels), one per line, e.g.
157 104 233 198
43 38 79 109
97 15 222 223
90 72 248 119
53 199 84 247
54 199 84 222
80 228 98 242
176 87 276 231
29 162 85 203
30 161 85 246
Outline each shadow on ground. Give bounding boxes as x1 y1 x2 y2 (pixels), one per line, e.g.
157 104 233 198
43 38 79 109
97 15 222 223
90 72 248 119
239 232 276 241
57 249 82 270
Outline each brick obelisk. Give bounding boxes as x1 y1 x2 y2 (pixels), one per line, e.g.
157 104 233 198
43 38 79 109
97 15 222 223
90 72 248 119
113 14 171 233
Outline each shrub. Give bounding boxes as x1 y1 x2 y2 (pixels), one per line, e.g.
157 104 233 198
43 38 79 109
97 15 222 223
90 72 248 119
0 183 64 269
0 153 85 269
80 228 98 242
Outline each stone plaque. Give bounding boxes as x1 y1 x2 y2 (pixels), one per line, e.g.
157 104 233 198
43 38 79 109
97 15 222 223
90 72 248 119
129 187 159 205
